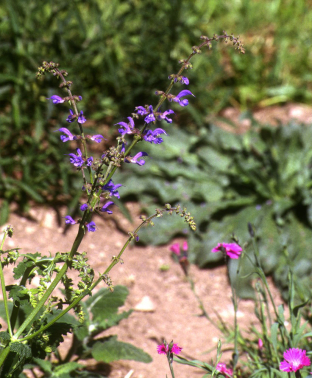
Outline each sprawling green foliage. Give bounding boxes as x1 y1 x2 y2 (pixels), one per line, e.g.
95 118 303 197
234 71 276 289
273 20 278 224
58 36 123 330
0 286 151 377
1 0 312 217
120 120 312 298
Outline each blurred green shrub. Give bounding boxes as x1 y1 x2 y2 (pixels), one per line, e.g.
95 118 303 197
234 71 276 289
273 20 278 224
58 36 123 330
1 0 312 219
118 120 312 298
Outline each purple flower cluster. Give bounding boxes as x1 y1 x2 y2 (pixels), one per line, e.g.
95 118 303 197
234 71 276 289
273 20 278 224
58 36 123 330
49 69 194 233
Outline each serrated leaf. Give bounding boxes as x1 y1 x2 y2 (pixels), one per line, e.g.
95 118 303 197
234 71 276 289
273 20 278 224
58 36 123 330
10 342 31 360
86 286 129 325
91 336 152 363
33 358 52 374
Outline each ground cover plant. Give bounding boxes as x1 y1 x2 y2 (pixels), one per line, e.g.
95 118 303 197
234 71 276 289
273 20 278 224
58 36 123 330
123 119 312 299
0 31 244 377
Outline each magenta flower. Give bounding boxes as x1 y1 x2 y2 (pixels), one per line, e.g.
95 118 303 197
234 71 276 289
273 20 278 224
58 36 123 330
170 243 181 256
169 241 188 256
216 362 233 377
157 343 182 355
280 348 311 372
211 243 242 259
258 338 263 350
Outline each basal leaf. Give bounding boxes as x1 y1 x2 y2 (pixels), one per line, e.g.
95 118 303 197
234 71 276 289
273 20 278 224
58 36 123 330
91 336 152 363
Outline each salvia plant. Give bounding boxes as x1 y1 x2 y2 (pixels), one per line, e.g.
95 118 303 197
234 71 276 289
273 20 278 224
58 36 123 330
0 32 245 377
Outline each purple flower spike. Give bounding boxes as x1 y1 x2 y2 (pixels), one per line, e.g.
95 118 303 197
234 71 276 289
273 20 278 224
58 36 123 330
78 111 86 124
58 128 75 142
86 221 96 232
89 134 105 143
172 90 195 107
68 148 84 167
157 109 174 124
66 109 75 123
80 204 88 211
126 151 148 166
116 117 135 135
102 179 122 199
143 128 167 144
47 95 64 104
100 201 114 214
65 215 76 225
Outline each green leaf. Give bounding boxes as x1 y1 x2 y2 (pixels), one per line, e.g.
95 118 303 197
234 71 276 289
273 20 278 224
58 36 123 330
54 361 84 375
10 342 32 360
270 322 279 352
91 336 152 363
33 358 52 374
86 286 129 325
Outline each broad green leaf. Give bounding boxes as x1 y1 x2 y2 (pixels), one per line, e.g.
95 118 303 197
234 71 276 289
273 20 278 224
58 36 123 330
91 336 152 363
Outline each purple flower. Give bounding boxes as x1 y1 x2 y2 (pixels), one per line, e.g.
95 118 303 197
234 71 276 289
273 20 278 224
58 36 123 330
157 109 174 124
80 204 88 211
280 348 311 372
126 151 148 166
116 117 135 135
78 111 86 124
58 128 75 142
86 156 93 166
47 95 64 104
102 179 122 199
89 134 105 143
135 105 155 124
66 109 75 123
143 128 167 144
211 243 242 259
68 148 84 167
100 201 114 214
86 221 96 232
136 106 148 116
65 215 76 225
171 90 195 107
172 76 189 85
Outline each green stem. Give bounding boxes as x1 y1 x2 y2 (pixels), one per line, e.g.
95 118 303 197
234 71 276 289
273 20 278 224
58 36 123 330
13 224 86 339
0 346 10 370
0 230 13 337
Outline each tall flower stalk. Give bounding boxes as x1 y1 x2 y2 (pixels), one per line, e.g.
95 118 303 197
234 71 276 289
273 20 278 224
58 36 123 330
0 31 244 373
